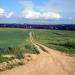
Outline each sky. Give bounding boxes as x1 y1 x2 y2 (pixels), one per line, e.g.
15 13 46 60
0 0 75 24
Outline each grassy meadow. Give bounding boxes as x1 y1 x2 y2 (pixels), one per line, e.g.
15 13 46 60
33 29 75 55
0 28 75 64
0 28 75 71
0 28 38 64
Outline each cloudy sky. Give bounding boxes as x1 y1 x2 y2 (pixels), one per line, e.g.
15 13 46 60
0 0 75 24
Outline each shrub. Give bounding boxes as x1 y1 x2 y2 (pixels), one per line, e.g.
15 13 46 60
0 56 14 63
64 40 75 48
14 48 25 59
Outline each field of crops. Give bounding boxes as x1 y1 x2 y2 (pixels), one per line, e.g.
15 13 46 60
33 29 75 55
0 28 28 48
0 28 38 64
0 28 75 71
0 28 75 64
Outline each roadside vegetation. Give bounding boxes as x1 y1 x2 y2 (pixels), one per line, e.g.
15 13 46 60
0 28 38 72
33 29 75 55
0 28 75 72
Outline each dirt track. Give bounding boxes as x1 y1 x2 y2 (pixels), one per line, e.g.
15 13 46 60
0 32 75 75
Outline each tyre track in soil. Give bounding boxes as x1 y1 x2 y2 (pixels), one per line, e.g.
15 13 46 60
30 32 75 75
0 32 75 75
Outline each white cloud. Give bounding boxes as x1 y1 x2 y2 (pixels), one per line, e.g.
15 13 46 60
0 8 14 18
20 0 62 19
22 10 40 19
22 9 62 19
0 8 5 17
42 12 62 19
6 12 14 18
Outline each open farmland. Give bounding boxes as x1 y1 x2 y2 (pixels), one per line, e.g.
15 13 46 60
0 28 28 49
33 29 75 55
0 28 38 64
0 29 75 75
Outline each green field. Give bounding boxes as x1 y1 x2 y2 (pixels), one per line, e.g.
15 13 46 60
0 28 75 63
33 29 75 55
0 28 38 63
0 28 75 71
0 28 28 48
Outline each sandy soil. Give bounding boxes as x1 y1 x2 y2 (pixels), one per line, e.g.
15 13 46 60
0 32 75 75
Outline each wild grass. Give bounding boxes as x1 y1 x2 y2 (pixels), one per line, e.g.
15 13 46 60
0 28 38 63
64 40 75 48
0 56 14 63
0 61 24 72
33 29 75 55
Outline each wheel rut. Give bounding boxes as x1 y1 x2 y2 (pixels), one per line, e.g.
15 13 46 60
0 32 75 75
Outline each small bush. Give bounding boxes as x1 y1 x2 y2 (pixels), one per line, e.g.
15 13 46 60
24 42 39 54
14 48 24 59
64 40 75 48
0 56 14 63
0 62 25 72
17 62 24 65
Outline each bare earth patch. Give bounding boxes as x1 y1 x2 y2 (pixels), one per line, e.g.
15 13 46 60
1 55 15 58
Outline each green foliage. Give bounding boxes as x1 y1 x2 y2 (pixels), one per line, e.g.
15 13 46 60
24 40 39 54
0 28 38 63
0 56 14 63
33 29 75 55
14 47 25 59
0 62 24 72
64 40 75 48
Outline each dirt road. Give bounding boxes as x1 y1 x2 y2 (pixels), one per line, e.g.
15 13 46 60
0 32 75 75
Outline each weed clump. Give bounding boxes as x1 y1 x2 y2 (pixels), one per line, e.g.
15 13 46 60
64 40 75 48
